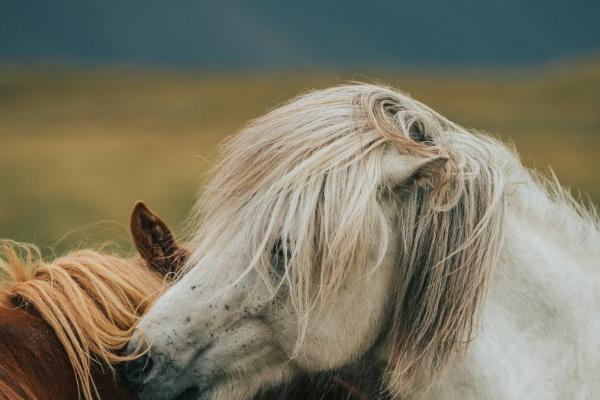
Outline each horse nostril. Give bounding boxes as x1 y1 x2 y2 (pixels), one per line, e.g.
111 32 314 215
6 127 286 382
123 336 155 385
125 352 154 384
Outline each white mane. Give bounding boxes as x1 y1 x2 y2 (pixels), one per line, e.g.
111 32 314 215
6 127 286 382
131 83 600 400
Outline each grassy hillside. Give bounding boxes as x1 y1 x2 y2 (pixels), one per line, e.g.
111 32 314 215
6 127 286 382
1 63 598 254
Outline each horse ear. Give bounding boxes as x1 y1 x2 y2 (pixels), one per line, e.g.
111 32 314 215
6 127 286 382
381 151 448 189
129 201 189 277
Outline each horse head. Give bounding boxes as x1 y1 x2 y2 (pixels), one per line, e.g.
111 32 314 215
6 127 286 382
126 84 506 400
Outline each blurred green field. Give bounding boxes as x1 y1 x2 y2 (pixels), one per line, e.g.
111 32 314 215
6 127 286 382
1 63 599 255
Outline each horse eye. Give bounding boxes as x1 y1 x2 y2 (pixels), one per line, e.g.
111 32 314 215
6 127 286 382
270 239 289 274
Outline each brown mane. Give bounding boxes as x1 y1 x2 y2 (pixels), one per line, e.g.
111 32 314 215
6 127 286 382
0 241 167 400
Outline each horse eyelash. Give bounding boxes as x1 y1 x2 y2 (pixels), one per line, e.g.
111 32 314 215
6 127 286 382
270 238 291 274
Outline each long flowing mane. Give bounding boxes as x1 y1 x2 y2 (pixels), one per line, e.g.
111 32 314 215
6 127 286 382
0 241 166 400
183 83 599 397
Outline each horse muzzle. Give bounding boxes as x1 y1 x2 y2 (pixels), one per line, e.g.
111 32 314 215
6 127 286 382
122 333 212 400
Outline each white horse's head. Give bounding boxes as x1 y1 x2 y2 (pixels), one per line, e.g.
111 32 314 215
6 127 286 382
125 84 507 400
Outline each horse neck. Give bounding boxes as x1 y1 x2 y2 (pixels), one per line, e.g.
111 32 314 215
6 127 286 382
484 161 600 334
504 170 600 265
427 153 600 399
0 305 78 399
0 304 136 400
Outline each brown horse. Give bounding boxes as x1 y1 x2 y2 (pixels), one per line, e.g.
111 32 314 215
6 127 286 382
0 202 185 400
0 202 385 400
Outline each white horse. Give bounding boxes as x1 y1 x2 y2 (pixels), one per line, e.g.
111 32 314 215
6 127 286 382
125 84 600 400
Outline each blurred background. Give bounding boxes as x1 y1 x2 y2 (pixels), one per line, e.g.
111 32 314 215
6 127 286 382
1 1 599 255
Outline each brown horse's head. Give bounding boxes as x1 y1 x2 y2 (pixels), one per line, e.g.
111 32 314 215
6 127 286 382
0 201 187 400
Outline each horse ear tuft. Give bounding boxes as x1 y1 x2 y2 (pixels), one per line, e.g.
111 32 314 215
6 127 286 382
129 201 188 277
382 151 448 189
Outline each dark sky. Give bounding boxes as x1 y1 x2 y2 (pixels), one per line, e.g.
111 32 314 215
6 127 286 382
1 0 599 69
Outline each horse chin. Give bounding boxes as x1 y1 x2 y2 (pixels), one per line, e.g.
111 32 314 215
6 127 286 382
191 362 295 400
176 378 256 400
139 382 213 400
175 386 202 400
138 364 273 400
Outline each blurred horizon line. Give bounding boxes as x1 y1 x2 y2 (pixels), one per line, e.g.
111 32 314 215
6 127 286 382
1 54 599 76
